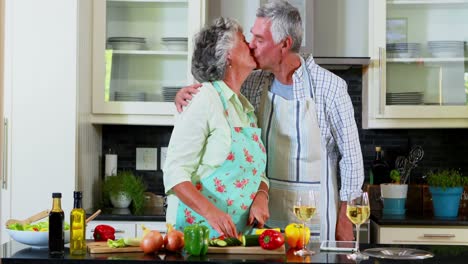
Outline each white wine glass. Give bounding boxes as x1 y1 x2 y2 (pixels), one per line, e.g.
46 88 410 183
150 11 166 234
293 190 316 256
346 192 370 260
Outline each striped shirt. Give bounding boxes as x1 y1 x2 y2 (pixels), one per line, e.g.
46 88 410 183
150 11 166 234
241 54 364 201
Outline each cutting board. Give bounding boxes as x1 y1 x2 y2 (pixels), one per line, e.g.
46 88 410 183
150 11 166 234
88 241 285 255
87 241 143 254
207 245 285 255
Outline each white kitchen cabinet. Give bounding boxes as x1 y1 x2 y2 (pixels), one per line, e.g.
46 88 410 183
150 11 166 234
364 0 468 129
91 0 206 125
0 0 80 243
312 0 368 57
85 221 166 240
371 222 468 245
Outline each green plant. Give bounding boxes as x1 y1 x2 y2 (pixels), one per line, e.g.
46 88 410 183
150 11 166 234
426 169 468 190
102 171 146 213
389 169 401 184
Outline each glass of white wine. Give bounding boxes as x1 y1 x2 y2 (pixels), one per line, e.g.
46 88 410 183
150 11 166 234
346 192 370 260
293 190 316 256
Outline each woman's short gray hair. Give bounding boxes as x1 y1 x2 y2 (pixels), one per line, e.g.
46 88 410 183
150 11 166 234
257 0 303 52
191 17 242 82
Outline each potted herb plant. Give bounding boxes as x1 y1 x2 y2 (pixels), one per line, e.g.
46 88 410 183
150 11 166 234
380 169 408 215
102 171 146 213
427 169 468 217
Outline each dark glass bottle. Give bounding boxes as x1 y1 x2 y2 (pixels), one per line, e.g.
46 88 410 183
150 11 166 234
49 192 64 256
372 146 390 184
70 191 86 255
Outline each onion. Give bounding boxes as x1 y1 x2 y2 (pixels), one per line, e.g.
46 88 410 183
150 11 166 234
140 230 163 254
164 223 184 252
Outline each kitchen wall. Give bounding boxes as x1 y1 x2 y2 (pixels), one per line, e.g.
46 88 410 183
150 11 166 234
102 67 468 195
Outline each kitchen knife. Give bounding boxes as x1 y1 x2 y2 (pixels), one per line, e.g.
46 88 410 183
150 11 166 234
241 219 258 235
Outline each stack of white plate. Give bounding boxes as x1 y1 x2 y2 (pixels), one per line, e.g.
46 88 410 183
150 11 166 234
145 93 163 102
427 41 465 58
162 87 182 102
161 37 188 51
386 92 423 105
108 37 146 50
387 43 421 58
114 91 145 102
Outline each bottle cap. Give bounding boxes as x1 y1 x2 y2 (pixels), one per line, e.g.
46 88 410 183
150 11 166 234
52 192 62 198
73 191 82 199
375 146 381 152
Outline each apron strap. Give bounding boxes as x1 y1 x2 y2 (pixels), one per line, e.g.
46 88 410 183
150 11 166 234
212 81 257 127
257 75 273 129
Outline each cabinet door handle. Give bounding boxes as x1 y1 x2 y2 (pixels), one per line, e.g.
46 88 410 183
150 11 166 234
378 47 386 116
2 118 8 190
90 229 126 233
423 234 455 238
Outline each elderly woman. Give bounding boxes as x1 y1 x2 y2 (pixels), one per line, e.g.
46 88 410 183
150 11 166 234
163 18 270 238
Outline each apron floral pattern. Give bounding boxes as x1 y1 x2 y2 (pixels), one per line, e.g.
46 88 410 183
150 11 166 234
176 81 267 238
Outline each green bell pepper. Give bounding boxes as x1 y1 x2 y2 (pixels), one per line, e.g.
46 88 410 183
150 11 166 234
183 223 210 256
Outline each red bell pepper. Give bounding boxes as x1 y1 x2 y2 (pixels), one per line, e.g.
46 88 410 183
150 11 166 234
259 229 285 250
93 224 115 241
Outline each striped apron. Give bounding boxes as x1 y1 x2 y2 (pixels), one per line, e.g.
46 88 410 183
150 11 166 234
258 57 339 241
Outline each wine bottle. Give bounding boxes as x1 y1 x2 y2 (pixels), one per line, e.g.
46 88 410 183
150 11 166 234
372 146 390 184
70 191 86 255
49 192 64 256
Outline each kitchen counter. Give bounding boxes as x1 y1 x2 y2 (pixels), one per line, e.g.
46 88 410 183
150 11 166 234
371 210 468 226
1 240 467 264
85 207 166 222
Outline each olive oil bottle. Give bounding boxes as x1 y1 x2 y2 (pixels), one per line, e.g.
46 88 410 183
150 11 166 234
70 191 86 255
49 192 64 256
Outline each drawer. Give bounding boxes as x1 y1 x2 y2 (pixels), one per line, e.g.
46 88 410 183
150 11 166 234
136 222 167 237
377 226 468 245
86 221 136 240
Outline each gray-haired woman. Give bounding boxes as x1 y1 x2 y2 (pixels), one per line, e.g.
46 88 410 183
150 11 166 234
163 17 270 238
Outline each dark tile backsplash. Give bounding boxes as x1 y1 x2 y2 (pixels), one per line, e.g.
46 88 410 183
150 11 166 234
103 66 468 195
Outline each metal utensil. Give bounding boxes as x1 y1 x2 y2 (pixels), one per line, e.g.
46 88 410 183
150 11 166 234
5 210 49 227
240 219 258 236
396 145 424 184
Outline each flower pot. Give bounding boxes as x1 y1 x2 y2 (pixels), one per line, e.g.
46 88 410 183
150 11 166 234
110 192 132 208
429 186 463 218
380 184 408 215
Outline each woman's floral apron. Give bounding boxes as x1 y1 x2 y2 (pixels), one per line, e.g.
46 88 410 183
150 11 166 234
176 81 267 238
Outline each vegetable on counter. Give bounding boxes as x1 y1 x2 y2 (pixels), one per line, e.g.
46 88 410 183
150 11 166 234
184 223 209 256
164 223 184 252
93 224 115 241
259 229 285 250
107 238 126 248
8 221 70 232
241 234 260 247
123 237 142 247
284 223 310 249
254 227 281 235
140 225 164 254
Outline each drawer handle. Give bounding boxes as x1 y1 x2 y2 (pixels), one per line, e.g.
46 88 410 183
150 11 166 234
2 118 8 190
423 234 455 238
90 229 125 233
378 47 386 116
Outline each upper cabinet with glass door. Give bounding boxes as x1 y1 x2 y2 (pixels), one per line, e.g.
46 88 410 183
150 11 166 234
364 0 468 128
92 0 205 125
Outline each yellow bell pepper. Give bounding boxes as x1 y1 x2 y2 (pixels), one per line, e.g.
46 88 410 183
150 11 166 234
285 223 310 249
254 228 281 235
